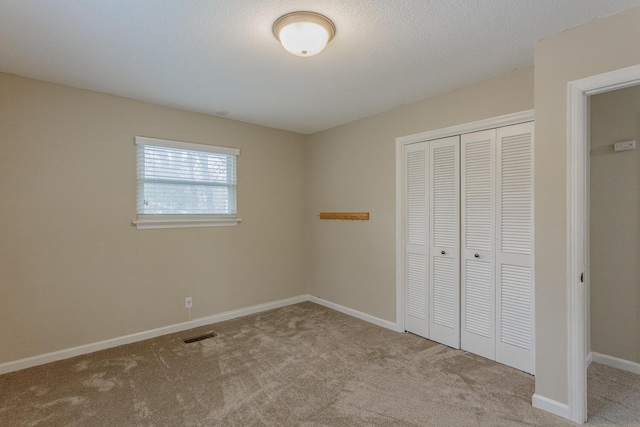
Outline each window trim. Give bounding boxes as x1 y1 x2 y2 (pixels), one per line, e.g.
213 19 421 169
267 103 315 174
132 215 242 230
133 136 241 230
135 136 240 156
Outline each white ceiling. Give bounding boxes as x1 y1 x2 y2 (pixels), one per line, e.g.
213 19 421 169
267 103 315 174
1 1 640 134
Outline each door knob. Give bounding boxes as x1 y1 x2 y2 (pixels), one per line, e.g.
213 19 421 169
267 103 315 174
474 253 480 258
441 250 446 255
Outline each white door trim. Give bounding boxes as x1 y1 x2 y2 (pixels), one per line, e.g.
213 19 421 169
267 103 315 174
566 64 640 424
395 110 534 332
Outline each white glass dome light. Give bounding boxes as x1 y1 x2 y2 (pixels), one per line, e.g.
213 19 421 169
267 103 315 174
273 12 336 57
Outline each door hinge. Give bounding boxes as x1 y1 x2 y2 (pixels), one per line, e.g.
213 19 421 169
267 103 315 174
580 272 584 283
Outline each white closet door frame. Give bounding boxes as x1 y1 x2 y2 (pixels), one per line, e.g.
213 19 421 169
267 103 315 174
429 136 461 348
404 142 430 338
395 110 534 334
460 129 497 360
495 122 535 374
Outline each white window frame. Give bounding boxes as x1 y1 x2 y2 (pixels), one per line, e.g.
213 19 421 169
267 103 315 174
133 136 241 230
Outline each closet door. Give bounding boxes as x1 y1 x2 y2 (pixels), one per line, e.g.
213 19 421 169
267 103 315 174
460 130 496 360
429 136 460 348
404 142 430 338
495 122 535 374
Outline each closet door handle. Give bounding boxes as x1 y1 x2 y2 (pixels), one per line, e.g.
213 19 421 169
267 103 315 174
474 253 480 258
441 250 446 255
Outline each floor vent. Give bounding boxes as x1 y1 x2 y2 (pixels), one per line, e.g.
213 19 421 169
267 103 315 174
182 332 216 344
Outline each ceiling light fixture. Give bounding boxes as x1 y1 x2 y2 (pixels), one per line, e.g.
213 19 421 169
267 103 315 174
273 11 336 57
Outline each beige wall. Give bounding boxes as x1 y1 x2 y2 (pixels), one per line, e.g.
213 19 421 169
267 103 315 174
0 73 308 364
534 5 640 404
306 67 534 322
1 67 534 367
590 86 640 364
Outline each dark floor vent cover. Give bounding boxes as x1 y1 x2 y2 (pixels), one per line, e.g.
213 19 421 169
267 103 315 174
182 332 216 344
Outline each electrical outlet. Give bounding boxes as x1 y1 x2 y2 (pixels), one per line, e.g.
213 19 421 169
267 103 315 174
185 297 192 309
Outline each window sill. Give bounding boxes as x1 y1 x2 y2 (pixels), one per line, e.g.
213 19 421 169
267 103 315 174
132 217 242 230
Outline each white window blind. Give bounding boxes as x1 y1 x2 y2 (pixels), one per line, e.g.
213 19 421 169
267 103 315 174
133 136 240 229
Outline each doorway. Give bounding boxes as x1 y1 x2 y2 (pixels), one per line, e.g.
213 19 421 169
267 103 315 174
587 85 640 423
567 64 640 423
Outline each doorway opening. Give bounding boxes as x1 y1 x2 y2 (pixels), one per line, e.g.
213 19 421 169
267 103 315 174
586 84 640 423
567 64 640 424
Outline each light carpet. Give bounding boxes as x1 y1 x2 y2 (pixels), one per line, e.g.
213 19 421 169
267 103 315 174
1 302 579 426
587 362 640 425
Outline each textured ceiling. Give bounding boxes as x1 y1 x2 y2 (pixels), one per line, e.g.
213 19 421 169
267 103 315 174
1 1 640 134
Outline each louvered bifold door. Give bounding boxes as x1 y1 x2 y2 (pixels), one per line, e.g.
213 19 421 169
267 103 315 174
495 122 535 374
429 136 460 348
460 130 496 360
404 142 430 338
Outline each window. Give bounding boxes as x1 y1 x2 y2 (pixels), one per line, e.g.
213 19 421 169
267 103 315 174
133 136 240 229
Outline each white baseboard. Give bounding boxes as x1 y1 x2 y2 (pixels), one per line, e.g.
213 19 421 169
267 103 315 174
308 295 398 331
587 351 593 367
532 394 570 420
0 295 308 375
591 352 640 375
0 294 400 375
